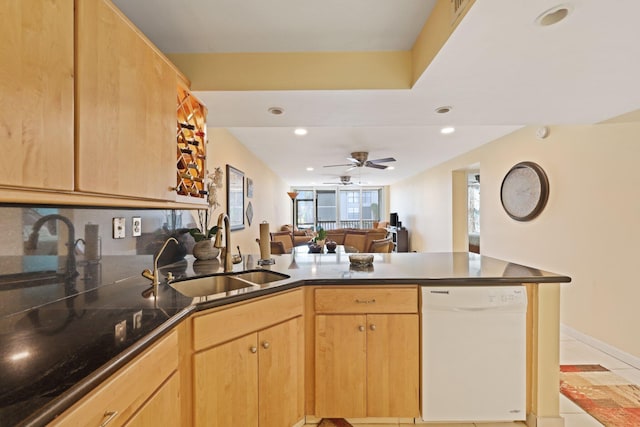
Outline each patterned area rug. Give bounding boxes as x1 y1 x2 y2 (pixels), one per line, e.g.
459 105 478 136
317 419 353 427
560 364 640 426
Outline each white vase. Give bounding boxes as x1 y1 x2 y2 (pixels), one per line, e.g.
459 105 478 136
192 239 220 260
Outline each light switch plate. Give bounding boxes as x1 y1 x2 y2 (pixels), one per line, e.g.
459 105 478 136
132 217 142 237
112 217 126 239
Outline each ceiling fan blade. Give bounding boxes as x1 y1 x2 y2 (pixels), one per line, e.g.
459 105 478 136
368 157 396 163
365 162 388 169
345 166 357 172
323 163 353 168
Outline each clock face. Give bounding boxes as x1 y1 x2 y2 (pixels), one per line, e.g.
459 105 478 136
500 162 549 221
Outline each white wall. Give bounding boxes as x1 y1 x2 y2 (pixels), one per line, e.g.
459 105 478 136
208 128 291 255
390 121 640 358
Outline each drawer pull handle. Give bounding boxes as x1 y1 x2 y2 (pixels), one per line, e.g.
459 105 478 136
101 411 118 427
358 325 365 332
370 324 376 331
355 299 376 304
250 346 258 353
262 341 270 349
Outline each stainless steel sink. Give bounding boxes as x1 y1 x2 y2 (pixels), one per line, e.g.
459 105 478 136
231 270 290 284
169 270 289 297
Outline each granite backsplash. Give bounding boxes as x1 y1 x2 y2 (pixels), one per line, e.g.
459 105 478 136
0 205 196 319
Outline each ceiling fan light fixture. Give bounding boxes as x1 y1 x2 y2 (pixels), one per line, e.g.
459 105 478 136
440 126 455 135
267 106 285 115
535 4 572 27
294 128 308 136
435 105 453 114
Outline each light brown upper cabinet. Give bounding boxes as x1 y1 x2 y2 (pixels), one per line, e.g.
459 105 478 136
75 0 177 200
0 0 74 191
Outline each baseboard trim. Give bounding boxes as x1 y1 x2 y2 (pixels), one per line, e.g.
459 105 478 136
561 323 640 369
292 418 306 427
527 413 565 427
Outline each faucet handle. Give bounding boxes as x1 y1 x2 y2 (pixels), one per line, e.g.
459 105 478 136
141 269 154 281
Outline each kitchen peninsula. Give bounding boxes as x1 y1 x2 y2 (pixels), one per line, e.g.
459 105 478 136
1 251 570 427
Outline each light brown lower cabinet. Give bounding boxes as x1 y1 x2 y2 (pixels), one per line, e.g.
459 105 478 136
193 316 304 427
314 287 420 418
49 330 180 427
123 371 181 427
47 286 422 426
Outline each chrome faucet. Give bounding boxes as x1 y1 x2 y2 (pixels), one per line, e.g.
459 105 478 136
26 214 78 281
213 213 233 271
141 237 178 298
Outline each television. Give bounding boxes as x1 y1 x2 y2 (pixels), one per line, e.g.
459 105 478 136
390 212 399 228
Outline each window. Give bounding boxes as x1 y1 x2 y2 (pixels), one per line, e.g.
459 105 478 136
316 190 337 230
468 175 480 234
295 190 314 229
292 187 382 230
339 190 360 228
361 189 380 228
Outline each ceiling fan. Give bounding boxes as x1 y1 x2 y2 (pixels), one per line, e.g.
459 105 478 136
322 176 362 186
323 151 396 171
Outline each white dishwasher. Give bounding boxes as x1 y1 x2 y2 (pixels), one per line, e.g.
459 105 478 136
421 286 527 422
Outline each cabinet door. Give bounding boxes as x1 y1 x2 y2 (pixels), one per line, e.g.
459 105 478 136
258 317 304 427
366 314 420 417
0 0 74 190
315 314 367 417
49 330 179 427
75 0 176 200
123 372 180 427
193 333 259 427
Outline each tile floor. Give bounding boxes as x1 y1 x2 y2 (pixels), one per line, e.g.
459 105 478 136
558 330 639 427
304 331 640 426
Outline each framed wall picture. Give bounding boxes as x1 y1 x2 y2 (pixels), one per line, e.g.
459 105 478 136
246 177 254 198
226 165 245 231
246 201 253 226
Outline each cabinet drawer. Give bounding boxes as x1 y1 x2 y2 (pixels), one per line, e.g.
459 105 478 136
315 287 418 313
193 289 303 351
50 330 178 427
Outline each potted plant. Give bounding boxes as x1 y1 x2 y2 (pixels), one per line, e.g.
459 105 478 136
189 167 224 260
314 227 327 248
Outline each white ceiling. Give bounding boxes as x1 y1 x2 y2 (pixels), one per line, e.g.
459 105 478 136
114 0 640 187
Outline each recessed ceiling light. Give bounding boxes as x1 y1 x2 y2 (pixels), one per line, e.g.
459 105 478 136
435 105 453 114
306 167 314 171
441 126 455 135
535 4 572 26
387 166 395 170
294 128 308 136
268 106 284 115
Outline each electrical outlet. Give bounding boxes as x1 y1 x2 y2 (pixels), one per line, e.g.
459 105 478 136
112 217 126 239
132 217 142 237
114 320 127 345
132 310 143 330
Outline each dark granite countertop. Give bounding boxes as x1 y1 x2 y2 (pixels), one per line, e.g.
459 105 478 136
0 251 570 427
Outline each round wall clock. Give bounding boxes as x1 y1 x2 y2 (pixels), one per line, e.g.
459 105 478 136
500 161 549 221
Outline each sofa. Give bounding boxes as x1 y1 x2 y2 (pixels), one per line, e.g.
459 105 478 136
279 225 313 247
325 228 388 252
